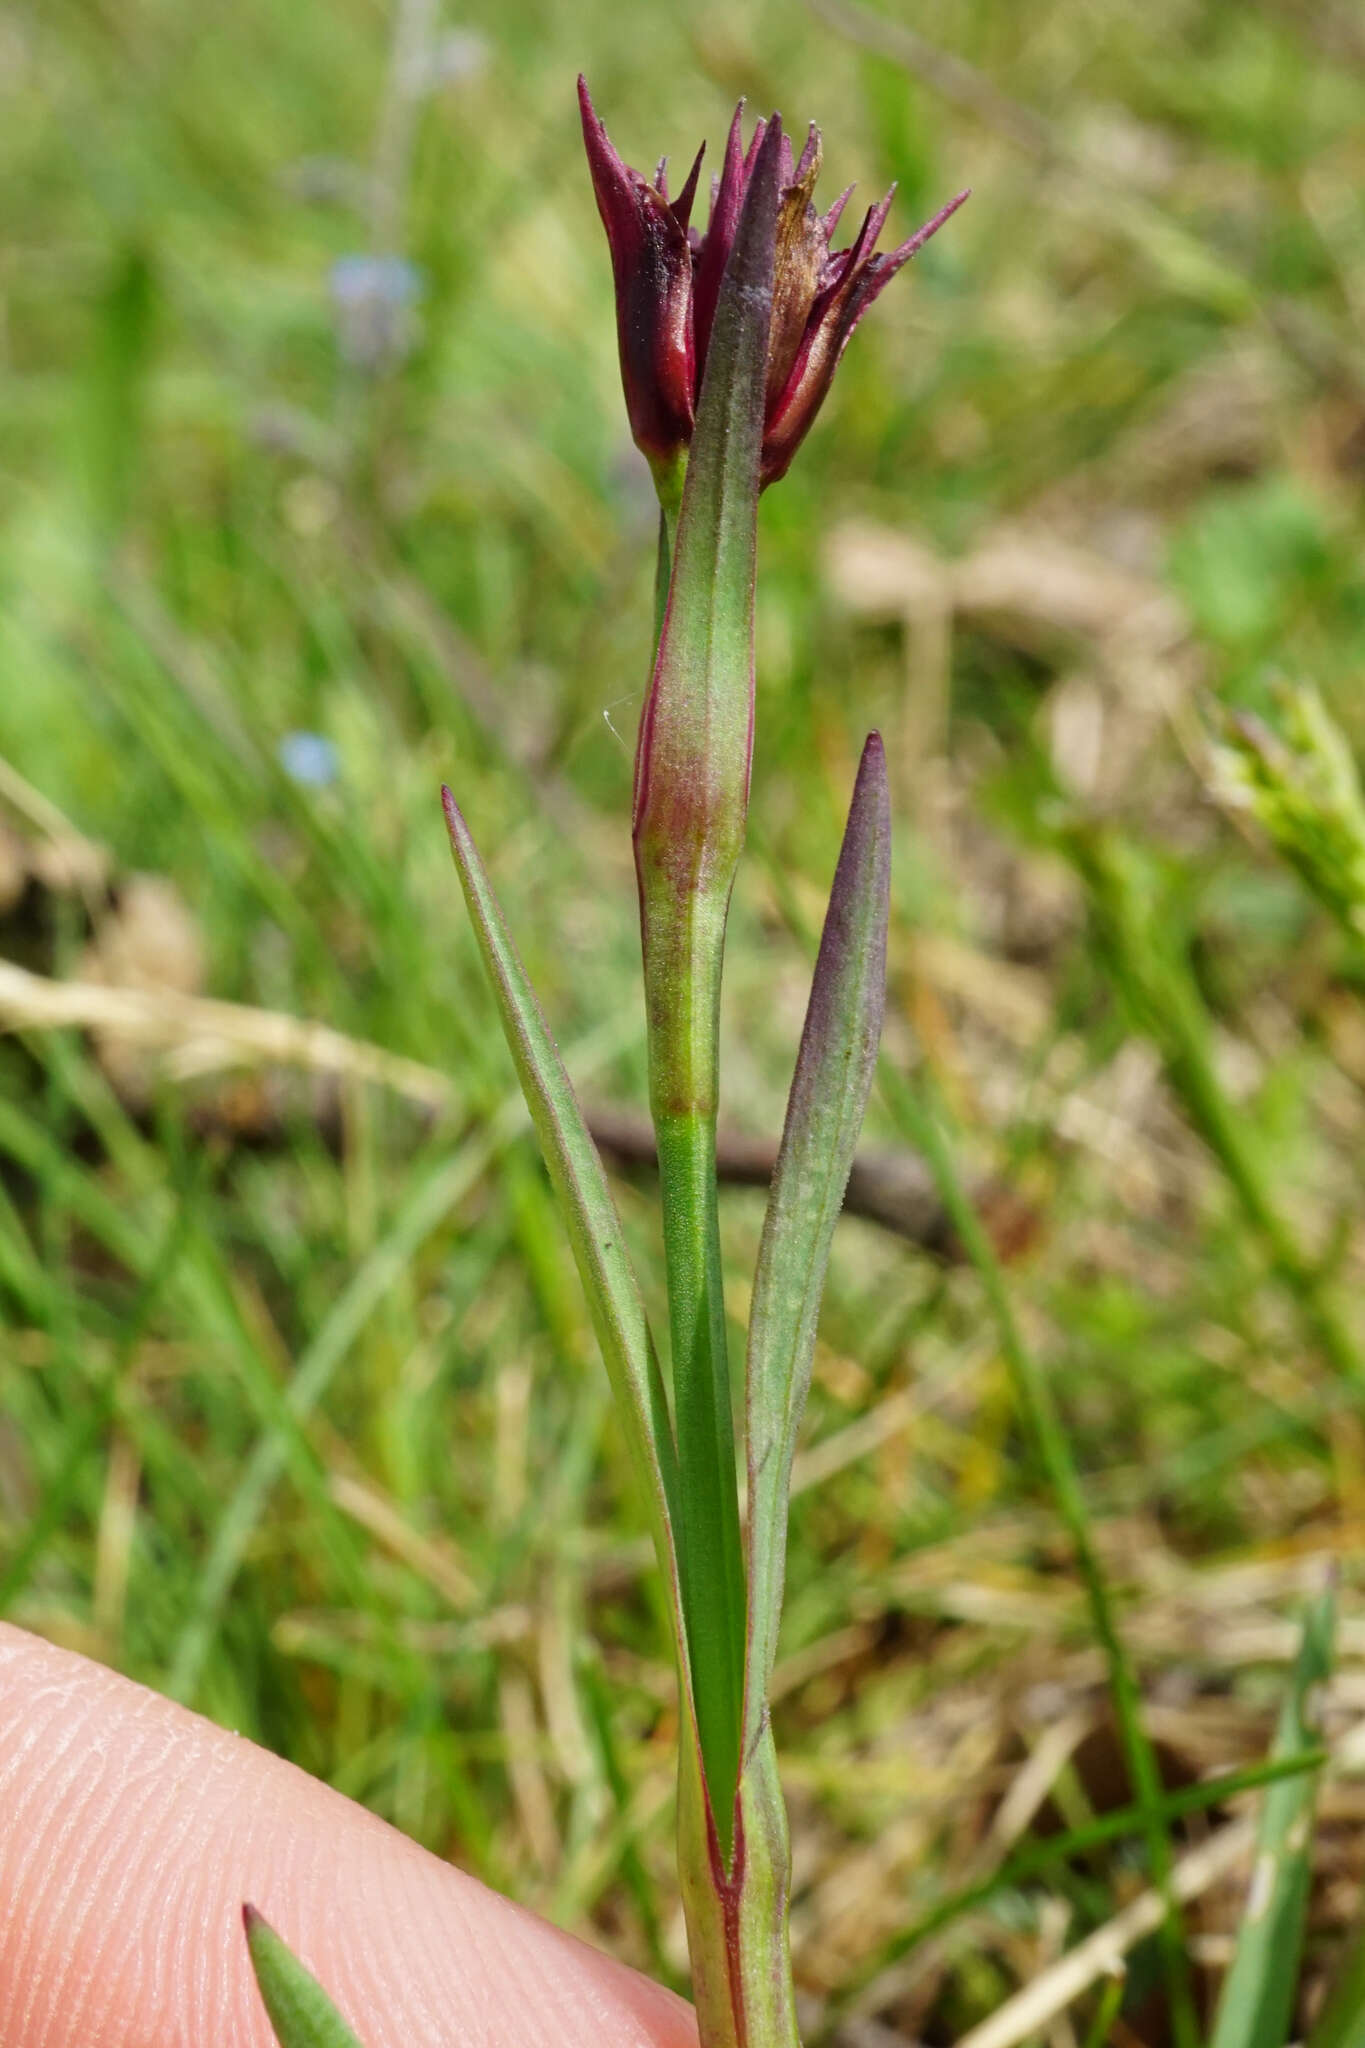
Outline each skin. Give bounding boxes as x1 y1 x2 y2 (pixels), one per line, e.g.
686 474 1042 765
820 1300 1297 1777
0 1624 698 2048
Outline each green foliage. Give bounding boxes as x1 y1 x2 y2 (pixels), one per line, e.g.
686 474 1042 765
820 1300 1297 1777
1212 685 1365 943
1170 481 1334 655
1309 1924 1365 2048
1209 1582 1336 2048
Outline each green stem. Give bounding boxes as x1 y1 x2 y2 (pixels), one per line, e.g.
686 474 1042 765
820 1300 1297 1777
653 509 671 654
656 1108 745 1865
641 499 746 1851
652 488 681 659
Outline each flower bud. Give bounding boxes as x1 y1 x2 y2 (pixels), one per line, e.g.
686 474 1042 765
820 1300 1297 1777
579 78 703 500
580 78 968 494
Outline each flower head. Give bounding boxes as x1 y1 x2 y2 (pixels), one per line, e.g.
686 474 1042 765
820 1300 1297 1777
579 78 967 492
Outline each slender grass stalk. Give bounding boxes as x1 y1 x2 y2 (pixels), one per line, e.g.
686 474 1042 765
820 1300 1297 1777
875 1057 1200 2048
1209 1580 1336 2048
1309 1919 1365 2048
1080 1975 1126 2048
824 1742 1327 2013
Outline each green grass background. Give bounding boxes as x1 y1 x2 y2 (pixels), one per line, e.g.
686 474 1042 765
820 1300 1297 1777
4 0 1365 2034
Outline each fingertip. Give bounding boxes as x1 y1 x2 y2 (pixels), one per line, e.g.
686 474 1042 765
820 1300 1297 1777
0 1626 696 2048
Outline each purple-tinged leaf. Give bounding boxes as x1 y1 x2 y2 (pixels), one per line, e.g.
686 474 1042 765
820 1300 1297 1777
743 733 891 1752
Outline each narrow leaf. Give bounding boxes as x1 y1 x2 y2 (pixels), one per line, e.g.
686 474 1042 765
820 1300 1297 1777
744 732 891 1751
441 789 685 1652
1308 1920 1365 2048
243 1906 369 2048
1209 1578 1337 2048
1080 1975 1126 2048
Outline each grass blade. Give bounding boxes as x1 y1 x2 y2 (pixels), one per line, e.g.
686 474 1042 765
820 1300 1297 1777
874 1059 1200 2047
1080 1973 1125 2048
1208 1578 1336 2048
829 1745 1326 2011
441 788 684 1640
243 1906 370 2048
744 732 890 1753
1308 1923 1365 2048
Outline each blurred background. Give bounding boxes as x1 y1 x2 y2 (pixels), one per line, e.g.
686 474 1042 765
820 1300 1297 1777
4 0 1365 2039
